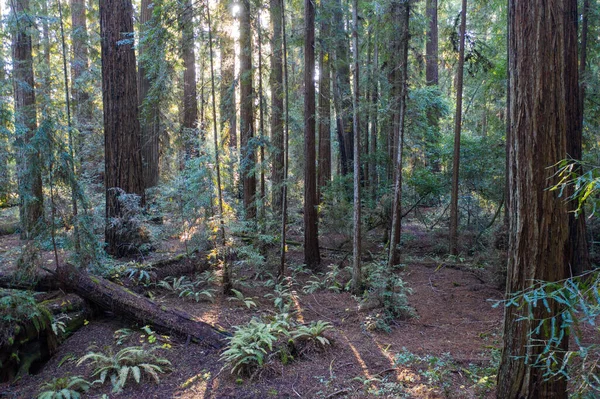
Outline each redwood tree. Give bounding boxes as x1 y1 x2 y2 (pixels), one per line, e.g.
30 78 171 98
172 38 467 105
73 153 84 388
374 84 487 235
239 0 256 219
304 0 320 268
317 0 331 202
11 0 43 240
181 0 198 159
496 0 578 396
219 0 237 150
270 0 284 213
100 0 145 256
448 0 467 256
138 0 160 187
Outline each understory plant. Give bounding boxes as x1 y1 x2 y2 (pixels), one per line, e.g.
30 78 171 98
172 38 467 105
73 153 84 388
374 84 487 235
361 260 415 332
76 346 171 393
37 376 90 399
221 283 333 377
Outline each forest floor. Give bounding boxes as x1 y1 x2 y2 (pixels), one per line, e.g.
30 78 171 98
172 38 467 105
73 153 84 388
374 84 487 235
0 209 506 399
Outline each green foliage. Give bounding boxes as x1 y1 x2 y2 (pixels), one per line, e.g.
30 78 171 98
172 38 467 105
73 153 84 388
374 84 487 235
220 318 284 376
495 271 600 397
0 289 53 347
157 275 216 302
37 376 91 399
302 264 345 294
361 260 415 332
76 346 171 393
228 289 258 309
290 321 333 348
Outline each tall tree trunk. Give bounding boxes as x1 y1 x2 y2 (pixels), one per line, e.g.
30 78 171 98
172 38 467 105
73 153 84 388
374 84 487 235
304 0 320 269
496 0 576 396
425 0 438 85
138 0 160 188
387 0 410 268
369 23 378 200
317 0 331 203
100 0 145 256
220 0 237 149
70 0 91 166
351 0 361 294
448 0 467 256
257 8 266 228
239 0 256 220
278 0 290 280
0 2 11 206
11 0 43 240
181 0 198 159
425 0 440 172
568 0 591 276
205 3 229 293
270 0 284 213
331 0 353 177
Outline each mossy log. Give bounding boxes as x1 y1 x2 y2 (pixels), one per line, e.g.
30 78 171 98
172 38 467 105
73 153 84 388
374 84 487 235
0 273 59 292
56 263 227 348
148 252 210 282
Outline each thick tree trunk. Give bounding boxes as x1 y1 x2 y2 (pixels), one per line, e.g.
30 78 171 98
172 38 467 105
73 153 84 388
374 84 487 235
425 0 438 85
220 0 237 149
239 0 256 220
11 0 43 240
369 25 378 199
567 0 590 276
351 0 361 294
70 0 91 167
331 0 353 177
318 0 331 203
496 0 575 397
0 1 9 206
181 0 198 159
387 0 410 268
270 0 284 213
56 264 227 348
304 0 320 269
138 0 160 188
100 0 146 256
448 0 467 256
425 0 440 172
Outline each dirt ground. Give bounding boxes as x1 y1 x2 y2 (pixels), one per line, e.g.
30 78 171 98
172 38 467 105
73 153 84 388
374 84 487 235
0 248 504 398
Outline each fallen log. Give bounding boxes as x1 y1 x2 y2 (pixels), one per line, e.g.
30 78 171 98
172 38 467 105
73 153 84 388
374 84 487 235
148 251 211 282
0 273 59 292
55 263 227 348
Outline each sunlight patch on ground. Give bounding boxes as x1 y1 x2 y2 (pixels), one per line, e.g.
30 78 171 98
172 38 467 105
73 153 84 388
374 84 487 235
373 340 419 384
291 292 305 324
339 331 373 380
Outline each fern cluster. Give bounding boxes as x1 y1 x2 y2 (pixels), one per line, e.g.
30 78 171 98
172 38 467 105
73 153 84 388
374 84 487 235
76 346 171 393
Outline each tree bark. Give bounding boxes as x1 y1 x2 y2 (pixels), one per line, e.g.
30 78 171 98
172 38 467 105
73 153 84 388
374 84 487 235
425 0 440 172
304 0 320 269
331 0 353 177
448 0 467 256
496 0 575 397
219 0 237 150
387 0 410 268
425 0 438 85
239 0 256 220
351 0 361 293
270 0 284 213
100 0 146 256
11 0 43 240
181 0 198 159
0 2 11 206
55 264 227 348
138 0 160 188
567 0 591 276
70 0 91 167
318 0 331 203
